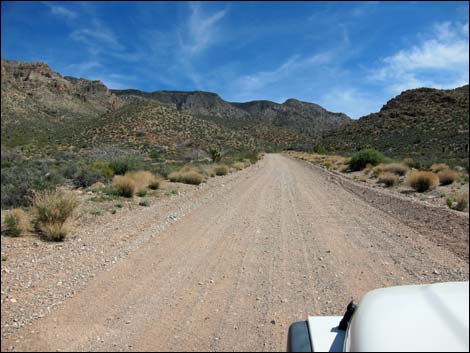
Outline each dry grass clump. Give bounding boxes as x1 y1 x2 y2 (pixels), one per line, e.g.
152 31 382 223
125 171 154 189
447 193 469 211
168 170 204 185
32 189 79 241
3 208 31 237
437 169 459 186
383 163 409 176
148 178 160 190
430 163 449 173
113 175 136 197
378 172 399 187
214 165 229 176
372 163 386 178
233 162 246 171
406 171 439 192
180 171 204 185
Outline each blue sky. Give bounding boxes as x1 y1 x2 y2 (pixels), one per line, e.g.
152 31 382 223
2 1 469 118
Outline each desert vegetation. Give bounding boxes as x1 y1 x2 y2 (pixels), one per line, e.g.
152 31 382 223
288 149 469 212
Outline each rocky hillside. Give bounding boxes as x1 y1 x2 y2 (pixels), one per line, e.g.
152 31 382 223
322 85 470 167
111 89 351 140
1 59 123 148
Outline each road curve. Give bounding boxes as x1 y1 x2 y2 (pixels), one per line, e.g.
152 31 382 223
3 154 468 352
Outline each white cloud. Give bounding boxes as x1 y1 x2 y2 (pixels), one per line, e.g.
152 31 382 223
180 2 228 56
369 21 469 94
42 1 77 19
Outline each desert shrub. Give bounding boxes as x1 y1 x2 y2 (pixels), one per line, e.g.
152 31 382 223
437 170 459 186
455 194 469 211
139 199 150 207
208 146 222 163
378 172 399 187
38 223 68 241
430 163 449 173
406 171 439 192
349 149 385 171
112 175 135 198
89 161 114 178
447 193 469 211
72 168 104 188
383 163 409 176
180 171 204 185
126 171 154 189
1 160 63 208
137 188 147 197
148 179 160 190
32 189 79 241
168 172 182 182
372 164 385 178
149 150 162 160
109 157 144 175
3 208 30 236
233 162 246 171
214 165 229 176
313 145 327 154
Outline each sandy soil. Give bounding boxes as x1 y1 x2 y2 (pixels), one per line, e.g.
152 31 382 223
1 154 468 352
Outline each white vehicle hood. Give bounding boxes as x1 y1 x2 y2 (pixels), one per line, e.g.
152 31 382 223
345 281 469 352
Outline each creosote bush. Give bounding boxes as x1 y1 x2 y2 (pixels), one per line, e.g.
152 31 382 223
32 189 79 241
406 171 439 192
109 157 144 175
349 148 385 171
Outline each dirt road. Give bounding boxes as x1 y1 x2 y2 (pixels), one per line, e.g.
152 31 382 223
2 154 468 351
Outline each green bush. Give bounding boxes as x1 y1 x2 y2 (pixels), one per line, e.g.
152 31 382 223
137 188 147 197
109 157 144 175
1 160 63 208
209 146 222 163
89 161 114 178
349 149 385 171
149 150 162 160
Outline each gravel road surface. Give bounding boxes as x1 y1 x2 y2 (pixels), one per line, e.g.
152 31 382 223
2 154 468 351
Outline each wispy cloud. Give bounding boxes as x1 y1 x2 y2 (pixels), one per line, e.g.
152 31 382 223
70 19 124 51
42 1 77 19
369 21 469 94
232 52 333 98
179 2 228 56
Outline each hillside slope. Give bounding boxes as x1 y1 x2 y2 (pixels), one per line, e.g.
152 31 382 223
322 85 470 166
1 59 123 148
111 89 352 145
